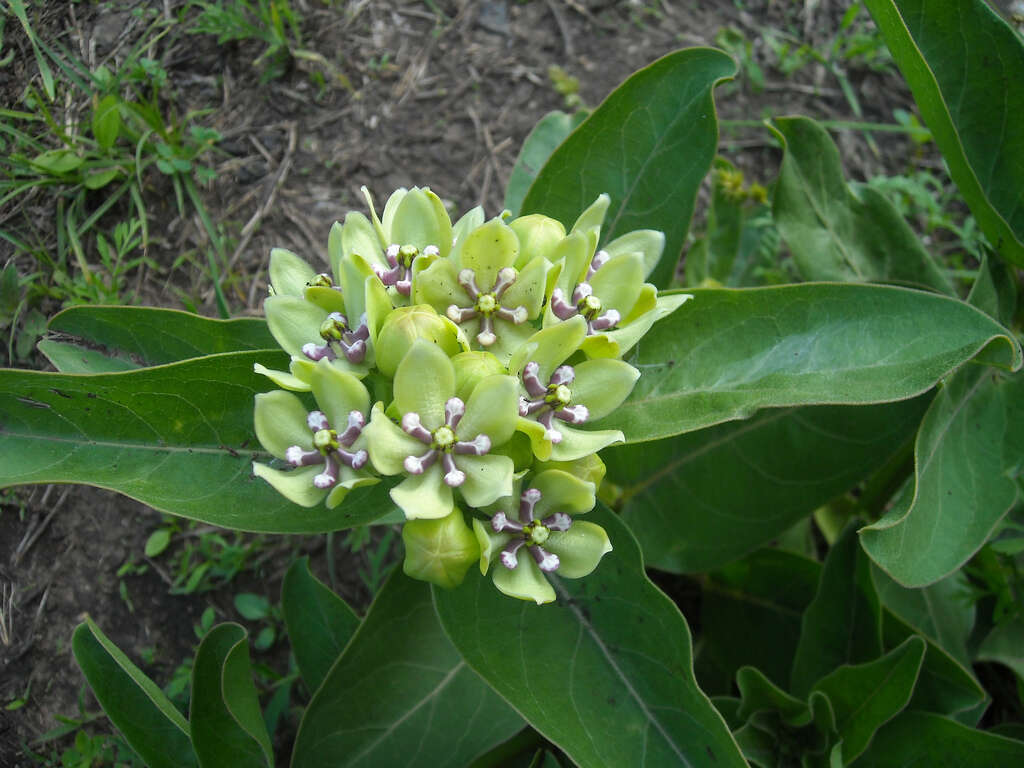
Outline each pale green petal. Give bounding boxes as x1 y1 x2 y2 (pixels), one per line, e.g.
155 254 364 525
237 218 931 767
340 211 387 271
253 362 311 392
254 390 311 458
363 271 394 340
486 318 536 366
509 214 566 266
452 351 505 403
289 358 317 384
545 521 612 578
570 358 640 420
471 517 511 575
394 339 455 429
501 254 548 319
529 470 595 517
603 229 665 280
589 252 645 316
455 218 519 290
303 285 347 314
452 205 485 246
569 194 610 240
516 416 553 462
390 188 452 257
492 556 556 604
310 359 370 426
458 453 514 509
509 315 586 380
252 462 327 508
269 248 317 297
623 282 657 324
391 466 453 520
412 257 469 311
547 231 591 297
325 472 380 509
458 374 519 446
549 424 624 462
535 453 606 488
582 293 691 359
363 403 425 475
402 509 479 588
264 295 325 357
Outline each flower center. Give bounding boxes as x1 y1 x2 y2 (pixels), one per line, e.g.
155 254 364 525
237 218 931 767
397 244 419 268
307 273 334 288
433 425 456 450
547 384 572 407
312 428 339 453
579 293 603 319
476 293 498 314
523 520 551 546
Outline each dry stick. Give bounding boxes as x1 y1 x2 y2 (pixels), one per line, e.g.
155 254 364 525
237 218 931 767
225 122 299 275
544 0 575 59
13 486 71 566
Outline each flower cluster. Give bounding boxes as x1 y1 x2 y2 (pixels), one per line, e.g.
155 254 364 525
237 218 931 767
253 186 691 603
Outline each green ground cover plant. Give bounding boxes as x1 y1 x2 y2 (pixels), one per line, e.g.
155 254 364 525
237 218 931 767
2 0 1024 765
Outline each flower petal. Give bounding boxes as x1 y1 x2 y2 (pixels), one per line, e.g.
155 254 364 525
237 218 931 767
492 555 556 604
310 359 370 426
530 469 595 517
264 295 325 357
303 285 347 314
390 188 452 258
394 339 456 429
458 454 514 509
581 292 691 359
544 521 612 578
412 257 469 310
508 315 586 381
549 424 624 463
253 363 311 392
471 517 511 575
391 466 453 520
453 218 519 289
546 231 592 300
589 251 645 317
603 229 665 280
570 358 640 421
402 509 480 588
325 470 380 509
452 205 485 246
500 254 548 319
569 194 610 240
252 462 327 508
254 390 313 458
269 248 317 297
338 212 386 272
458 374 519 447
535 453 607 489
363 403 426 475
486 319 537 367
516 416 553 462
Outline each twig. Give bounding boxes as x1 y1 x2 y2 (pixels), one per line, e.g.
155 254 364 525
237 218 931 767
544 0 575 59
13 486 70 566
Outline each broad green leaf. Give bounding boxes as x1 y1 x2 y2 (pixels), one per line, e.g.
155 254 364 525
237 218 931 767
976 616 1024 681
291 570 522 768
791 525 883 698
521 48 736 288
504 110 587 217
37 339 139 373
968 251 1017 326
72 618 198 768
695 549 821 694
854 711 1024 765
860 366 1024 586
770 116 953 293
736 666 811 727
0 351 395 532
871 566 974 668
863 0 1024 266
811 636 926 763
281 556 360 695
190 623 273 768
611 397 929 573
47 305 277 367
733 669 837 761
91 94 122 149
434 503 747 768
595 283 1020 444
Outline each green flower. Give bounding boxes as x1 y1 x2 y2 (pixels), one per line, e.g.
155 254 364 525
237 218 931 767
252 359 377 508
402 508 480 589
363 340 517 520
472 470 612 604
415 217 548 363
509 316 638 461
373 304 467 379
545 195 692 359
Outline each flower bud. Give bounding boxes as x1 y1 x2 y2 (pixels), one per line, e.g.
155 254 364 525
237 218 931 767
509 214 566 264
402 508 480 589
375 304 464 378
451 351 505 402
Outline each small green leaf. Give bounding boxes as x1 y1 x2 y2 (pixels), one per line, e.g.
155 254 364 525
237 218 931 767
91 94 122 149
83 167 121 190
434 503 747 768
190 623 273 768
504 109 586 217
36 340 139 374
144 528 171 558
281 557 360 695
234 593 270 621
521 48 736 288
770 116 953 293
291 570 522 768
72 618 197 768
30 148 83 175
856 710 1024 765
597 283 1020 444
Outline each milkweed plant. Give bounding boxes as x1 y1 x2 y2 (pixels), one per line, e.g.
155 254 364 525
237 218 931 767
4 1 1024 765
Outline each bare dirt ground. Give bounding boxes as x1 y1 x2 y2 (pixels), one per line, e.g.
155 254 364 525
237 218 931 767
0 0 930 763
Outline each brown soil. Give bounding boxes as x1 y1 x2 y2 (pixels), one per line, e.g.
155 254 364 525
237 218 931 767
0 0 929 763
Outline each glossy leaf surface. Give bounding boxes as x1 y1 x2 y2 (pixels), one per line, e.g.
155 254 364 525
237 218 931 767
190 623 273 768
0 351 395 532
863 0 1024 266
281 557 361 695
596 284 1019 444
434 503 746 768
292 570 522 768
610 398 928 573
771 116 952 292
861 366 1024 586
521 48 736 287
72 618 198 768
